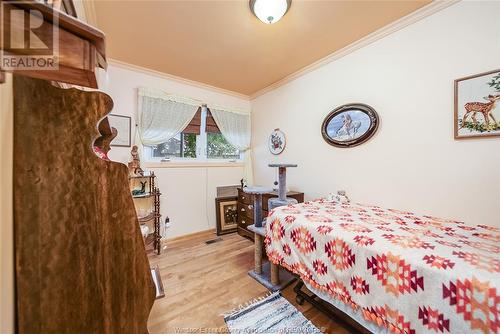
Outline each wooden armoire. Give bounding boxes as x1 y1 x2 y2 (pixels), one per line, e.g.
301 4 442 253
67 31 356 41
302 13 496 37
3 1 155 332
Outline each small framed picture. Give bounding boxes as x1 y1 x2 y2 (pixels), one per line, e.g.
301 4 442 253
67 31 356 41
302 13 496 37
215 196 238 235
268 128 286 155
454 69 500 139
108 114 132 147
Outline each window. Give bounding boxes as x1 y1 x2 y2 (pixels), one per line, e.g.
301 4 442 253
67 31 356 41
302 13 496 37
151 133 197 158
144 107 243 162
205 109 239 159
207 133 240 159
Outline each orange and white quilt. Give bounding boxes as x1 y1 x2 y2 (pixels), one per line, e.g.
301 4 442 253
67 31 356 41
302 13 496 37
265 199 499 334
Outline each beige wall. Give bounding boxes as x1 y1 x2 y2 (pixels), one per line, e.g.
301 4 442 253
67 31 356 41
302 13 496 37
99 64 250 238
0 73 14 333
251 1 500 226
144 164 243 238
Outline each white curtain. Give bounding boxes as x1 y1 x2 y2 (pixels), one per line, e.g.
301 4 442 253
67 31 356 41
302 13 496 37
137 87 201 147
209 105 253 185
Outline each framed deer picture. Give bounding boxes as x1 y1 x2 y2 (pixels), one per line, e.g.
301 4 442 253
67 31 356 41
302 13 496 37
454 69 500 139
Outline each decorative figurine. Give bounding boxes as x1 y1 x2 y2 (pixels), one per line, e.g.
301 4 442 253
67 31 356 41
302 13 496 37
327 190 350 203
128 145 144 176
132 181 147 196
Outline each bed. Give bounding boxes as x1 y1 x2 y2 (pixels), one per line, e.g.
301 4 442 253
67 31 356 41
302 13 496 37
264 199 499 334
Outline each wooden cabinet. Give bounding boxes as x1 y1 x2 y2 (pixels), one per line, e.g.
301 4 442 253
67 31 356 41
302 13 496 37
237 188 304 240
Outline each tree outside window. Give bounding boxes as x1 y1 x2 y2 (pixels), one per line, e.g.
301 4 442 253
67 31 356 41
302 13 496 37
207 133 239 159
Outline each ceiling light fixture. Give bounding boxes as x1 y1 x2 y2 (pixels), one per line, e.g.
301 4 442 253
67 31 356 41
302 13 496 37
249 0 291 25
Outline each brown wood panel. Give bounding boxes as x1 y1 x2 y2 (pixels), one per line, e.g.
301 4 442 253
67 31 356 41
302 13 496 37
13 75 155 333
237 188 252 205
237 188 304 240
237 226 254 240
1 2 105 88
13 64 98 89
237 214 253 229
206 109 220 133
94 116 118 154
262 191 304 211
183 107 201 135
7 1 106 63
237 202 253 219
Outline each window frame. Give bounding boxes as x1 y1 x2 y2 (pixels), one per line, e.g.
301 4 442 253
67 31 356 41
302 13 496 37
143 106 243 163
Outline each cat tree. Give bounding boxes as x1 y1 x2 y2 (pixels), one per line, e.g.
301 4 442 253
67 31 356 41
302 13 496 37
268 163 298 211
246 163 298 291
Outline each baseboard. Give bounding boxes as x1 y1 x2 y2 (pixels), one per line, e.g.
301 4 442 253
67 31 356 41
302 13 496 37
164 228 216 244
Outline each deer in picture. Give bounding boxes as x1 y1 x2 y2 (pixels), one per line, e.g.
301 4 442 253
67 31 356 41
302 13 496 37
461 94 500 128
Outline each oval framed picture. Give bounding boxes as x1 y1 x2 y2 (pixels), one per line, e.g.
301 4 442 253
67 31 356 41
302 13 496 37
321 103 379 148
268 129 286 155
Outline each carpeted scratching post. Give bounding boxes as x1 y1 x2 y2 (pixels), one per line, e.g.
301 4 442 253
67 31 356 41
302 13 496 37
268 164 298 211
247 164 298 291
243 186 272 228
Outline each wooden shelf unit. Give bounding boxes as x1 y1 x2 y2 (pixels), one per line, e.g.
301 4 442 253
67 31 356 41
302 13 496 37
129 172 162 255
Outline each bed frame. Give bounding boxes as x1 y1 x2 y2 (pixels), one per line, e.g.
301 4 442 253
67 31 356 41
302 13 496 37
294 279 373 334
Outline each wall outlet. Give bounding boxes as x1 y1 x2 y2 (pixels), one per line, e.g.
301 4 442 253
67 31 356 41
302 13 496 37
165 218 171 228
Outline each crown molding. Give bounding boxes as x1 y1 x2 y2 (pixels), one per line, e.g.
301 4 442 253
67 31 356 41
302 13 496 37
108 59 251 101
249 0 461 100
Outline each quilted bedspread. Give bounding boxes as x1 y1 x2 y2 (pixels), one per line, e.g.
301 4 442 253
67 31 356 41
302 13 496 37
264 199 499 334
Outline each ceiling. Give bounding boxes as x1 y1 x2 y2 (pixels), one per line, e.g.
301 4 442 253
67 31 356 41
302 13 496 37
93 0 431 96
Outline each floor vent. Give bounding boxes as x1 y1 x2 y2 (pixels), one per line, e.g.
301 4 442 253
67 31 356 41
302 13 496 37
205 237 223 245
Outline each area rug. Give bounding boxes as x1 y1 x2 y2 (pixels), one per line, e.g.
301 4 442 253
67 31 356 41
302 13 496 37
223 292 321 333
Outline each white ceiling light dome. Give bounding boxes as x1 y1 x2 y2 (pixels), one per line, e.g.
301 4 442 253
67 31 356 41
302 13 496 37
250 0 292 25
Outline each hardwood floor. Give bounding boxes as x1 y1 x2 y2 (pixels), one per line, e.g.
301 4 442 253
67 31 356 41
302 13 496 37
147 231 353 333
